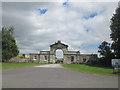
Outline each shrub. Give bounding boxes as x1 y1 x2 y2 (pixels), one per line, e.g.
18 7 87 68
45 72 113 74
17 55 25 59
55 60 63 63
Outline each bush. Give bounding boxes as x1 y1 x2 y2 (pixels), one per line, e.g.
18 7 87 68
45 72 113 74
17 55 25 59
55 60 63 64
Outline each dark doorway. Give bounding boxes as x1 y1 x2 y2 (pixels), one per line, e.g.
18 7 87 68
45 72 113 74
71 56 74 64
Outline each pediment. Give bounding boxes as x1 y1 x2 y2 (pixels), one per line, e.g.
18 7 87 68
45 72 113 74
50 41 68 49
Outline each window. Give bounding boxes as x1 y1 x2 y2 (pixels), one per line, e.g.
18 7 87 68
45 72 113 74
33 56 37 60
44 56 47 60
83 56 86 62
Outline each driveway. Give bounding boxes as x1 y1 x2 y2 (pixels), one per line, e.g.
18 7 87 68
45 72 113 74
2 64 118 88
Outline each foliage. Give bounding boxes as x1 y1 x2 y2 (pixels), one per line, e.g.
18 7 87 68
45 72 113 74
110 4 120 59
86 54 99 65
22 54 25 58
55 60 63 63
98 41 114 66
16 55 25 59
0 31 2 62
2 26 19 62
62 64 117 76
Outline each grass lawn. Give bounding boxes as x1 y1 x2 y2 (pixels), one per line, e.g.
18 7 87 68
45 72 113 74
0 63 47 70
62 64 119 77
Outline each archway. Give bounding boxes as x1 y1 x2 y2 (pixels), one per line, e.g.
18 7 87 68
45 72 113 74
55 49 64 63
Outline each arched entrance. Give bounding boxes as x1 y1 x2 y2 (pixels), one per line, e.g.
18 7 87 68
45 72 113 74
49 41 68 63
55 49 64 63
37 41 81 64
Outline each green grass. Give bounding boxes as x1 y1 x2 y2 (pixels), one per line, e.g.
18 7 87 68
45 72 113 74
62 64 119 77
0 63 48 70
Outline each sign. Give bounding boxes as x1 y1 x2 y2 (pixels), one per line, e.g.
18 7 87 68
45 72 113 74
112 59 120 69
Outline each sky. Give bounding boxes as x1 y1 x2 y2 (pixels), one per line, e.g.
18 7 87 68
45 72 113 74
2 1 119 57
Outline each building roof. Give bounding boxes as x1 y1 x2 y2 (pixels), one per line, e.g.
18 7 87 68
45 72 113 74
50 41 68 47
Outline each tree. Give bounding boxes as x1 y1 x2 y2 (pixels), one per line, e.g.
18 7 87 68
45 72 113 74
88 54 98 65
22 54 25 58
110 3 120 59
2 26 19 62
0 30 2 62
98 41 114 66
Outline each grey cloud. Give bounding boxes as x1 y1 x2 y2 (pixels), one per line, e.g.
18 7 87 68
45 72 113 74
2 2 118 55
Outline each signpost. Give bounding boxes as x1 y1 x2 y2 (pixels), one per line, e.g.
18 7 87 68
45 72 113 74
111 59 120 73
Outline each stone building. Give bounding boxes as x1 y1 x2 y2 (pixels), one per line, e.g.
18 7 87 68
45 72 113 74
29 41 97 64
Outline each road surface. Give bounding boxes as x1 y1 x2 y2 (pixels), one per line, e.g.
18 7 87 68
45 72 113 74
2 64 118 88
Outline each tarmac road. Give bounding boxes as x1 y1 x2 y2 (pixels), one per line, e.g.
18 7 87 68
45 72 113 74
2 64 118 88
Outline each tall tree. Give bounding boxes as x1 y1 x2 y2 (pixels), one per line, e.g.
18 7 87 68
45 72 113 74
110 3 120 59
0 29 2 62
2 26 19 62
98 41 114 66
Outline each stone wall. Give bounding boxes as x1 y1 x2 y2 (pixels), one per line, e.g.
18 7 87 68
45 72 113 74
9 57 30 63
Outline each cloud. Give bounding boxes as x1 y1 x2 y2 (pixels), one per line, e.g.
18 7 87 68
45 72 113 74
2 2 118 55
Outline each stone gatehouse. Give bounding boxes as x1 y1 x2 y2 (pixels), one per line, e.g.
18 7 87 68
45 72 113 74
30 41 97 64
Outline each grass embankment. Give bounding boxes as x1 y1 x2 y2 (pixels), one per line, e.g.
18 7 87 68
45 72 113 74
0 63 47 70
62 64 118 77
